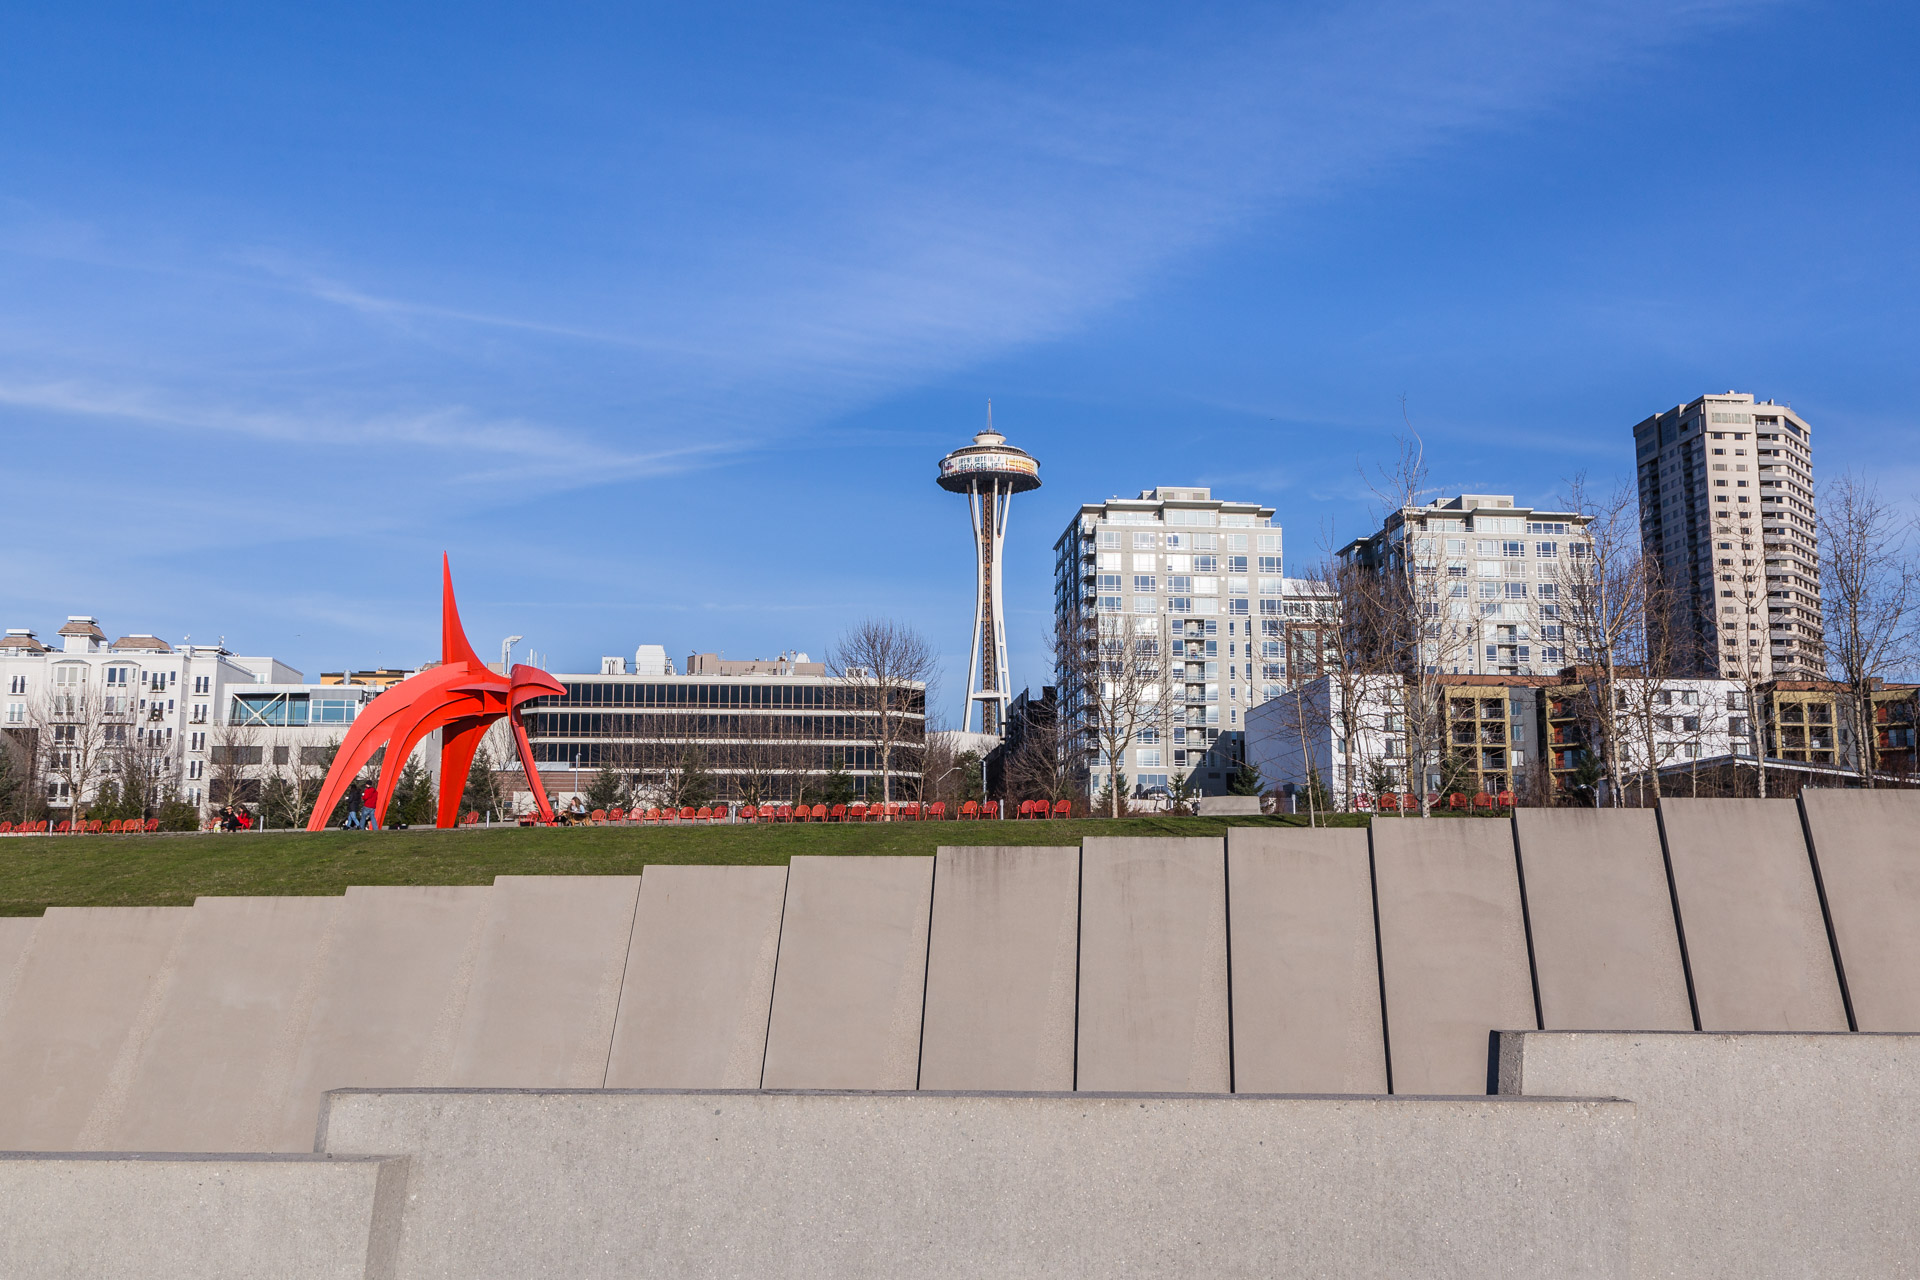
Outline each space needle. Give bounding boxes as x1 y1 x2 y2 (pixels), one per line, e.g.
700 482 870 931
937 404 1041 737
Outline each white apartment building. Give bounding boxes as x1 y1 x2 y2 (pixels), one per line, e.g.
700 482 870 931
1052 487 1332 797
1633 392 1822 679
1249 671 1750 808
1338 494 1593 677
0 616 372 816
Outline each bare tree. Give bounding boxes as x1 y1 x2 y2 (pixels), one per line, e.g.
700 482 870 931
1347 434 1484 815
1003 697 1074 807
828 620 936 806
1818 474 1920 786
1304 555 1403 812
1057 609 1165 817
1558 476 1650 808
208 719 261 812
28 668 123 829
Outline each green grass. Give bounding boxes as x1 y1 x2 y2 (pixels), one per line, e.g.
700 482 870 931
0 813 1369 916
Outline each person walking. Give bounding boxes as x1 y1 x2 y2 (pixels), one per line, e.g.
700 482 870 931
344 781 365 830
359 784 378 831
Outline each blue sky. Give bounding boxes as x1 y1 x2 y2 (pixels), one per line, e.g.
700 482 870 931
2 1 1914 720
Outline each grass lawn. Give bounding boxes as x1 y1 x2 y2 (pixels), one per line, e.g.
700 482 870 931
0 813 1371 916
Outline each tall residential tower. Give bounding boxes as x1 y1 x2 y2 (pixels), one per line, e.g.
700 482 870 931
1633 393 1821 679
938 410 1041 737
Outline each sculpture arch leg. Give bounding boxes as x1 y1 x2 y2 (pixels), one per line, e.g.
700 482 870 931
437 721 489 828
510 712 556 823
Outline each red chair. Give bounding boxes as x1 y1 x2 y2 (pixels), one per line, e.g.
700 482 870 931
0 821 11 833
1377 794 1398 814
1473 793 1494 814
1052 799 1072 819
1425 793 1441 812
462 812 479 825
705 806 721 823
960 801 979 820
740 805 758 823
928 802 946 820
1449 793 1467 811
55 820 70 833
773 804 790 822
825 804 843 823
1496 790 1515 811
679 806 696 822
609 807 625 824
808 804 826 822
983 801 999 820
849 802 867 821
144 817 158 833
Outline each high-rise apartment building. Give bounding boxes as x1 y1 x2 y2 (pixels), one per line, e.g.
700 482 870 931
1337 494 1591 677
1633 393 1821 679
1052 487 1331 798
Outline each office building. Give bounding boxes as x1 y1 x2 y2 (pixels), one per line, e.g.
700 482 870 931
1633 392 1822 678
517 646 925 804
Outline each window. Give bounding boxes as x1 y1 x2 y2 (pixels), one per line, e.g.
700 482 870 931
1193 577 1218 595
7 676 22 694
1535 542 1558 558
193 675 210 694
1132 553 1155 570
1257 556 1282 573
1502 540 1526 558
1193 555 1218 573
1098 596 1122 612
1134 575 1157 593
1133 533 1156 549
1226 556 1248 573
1167 575 1192 593
1098 574 1122 591
1505 582 1527 599
105 666 131 685
5 703 20 723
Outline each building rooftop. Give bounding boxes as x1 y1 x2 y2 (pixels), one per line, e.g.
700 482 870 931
0 629 50 653
109 634 174 653
58 617 105 640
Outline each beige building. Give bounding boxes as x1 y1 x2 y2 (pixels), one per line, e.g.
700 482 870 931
1633 392 1822 678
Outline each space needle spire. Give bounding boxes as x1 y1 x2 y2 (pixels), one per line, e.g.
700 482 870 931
936 402 1042 737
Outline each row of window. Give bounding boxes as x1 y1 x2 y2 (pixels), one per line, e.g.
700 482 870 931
542 682 925 712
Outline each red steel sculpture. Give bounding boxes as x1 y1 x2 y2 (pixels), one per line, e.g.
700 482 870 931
305 556 565 831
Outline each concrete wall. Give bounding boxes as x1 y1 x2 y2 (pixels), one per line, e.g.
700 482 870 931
270 886 492 1151
319 1088 1635 1280
760 856 933 1089
87 895 342 1152
1658 799 1847 1031
442 876 639 1088
1226 827 1386 1093
1500 1030 1920 1279
1799 789 1920 1031
1077 837 1230 1092
0 906 190 1150
1370 822 1535 1093
918 846 1079 1091
1514 809 1691 1031
0 1152 408 1280
605 864 787 1088
9 795 1920 1158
